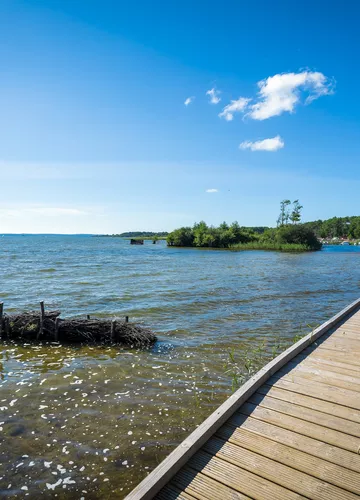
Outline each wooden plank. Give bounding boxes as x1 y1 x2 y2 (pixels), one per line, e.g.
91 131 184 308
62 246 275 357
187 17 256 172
285 360 360 386
226 414 360 473
315 341 360 354
295 353 360 376
259 384 360 424
333 329 360 339
329 322 360 331
337 325 360 331
204 436 359 499
124 298 360 500
188 450 305 500
276 364 360 393
299 357 360 379
239 402 359 452
155 484 196 500
304 350 360 370
339 320 360 326
303 346 360 367
168 467 251 500
321 336 360 349
216 424 360 495
271 376 360 411
248 392 360 437
336 320 360 326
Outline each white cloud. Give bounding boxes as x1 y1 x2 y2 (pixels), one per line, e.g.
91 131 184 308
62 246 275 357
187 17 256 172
206 188 218 193
218 97 251 121
184 96 194 106
206 88 221 104
248 71 334 120
240 135 285 152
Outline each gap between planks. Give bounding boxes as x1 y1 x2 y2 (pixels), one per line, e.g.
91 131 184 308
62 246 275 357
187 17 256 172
226 413 360 473
215 424 360 495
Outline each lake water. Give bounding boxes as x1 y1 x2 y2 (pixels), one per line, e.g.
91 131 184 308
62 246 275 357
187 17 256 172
1 236 360 498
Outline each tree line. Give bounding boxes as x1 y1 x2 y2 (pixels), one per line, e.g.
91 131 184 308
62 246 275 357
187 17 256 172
167 200 321 251
303 217 360 239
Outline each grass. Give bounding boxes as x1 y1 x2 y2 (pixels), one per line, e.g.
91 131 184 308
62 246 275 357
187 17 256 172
223 328 315 392
230 242 316 252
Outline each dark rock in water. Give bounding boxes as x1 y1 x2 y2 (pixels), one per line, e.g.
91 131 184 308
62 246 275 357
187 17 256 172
0 310 157 347
9 425 26 437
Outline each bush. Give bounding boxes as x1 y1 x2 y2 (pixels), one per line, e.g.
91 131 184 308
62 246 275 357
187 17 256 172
275 224 322 250
167 227 194 247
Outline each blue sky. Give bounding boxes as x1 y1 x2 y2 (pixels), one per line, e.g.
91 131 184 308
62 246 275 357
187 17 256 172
1 0 360 233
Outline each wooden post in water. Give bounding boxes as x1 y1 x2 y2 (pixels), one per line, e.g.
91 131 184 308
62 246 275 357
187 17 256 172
0 302 3 339
5 317 9 339
87 315 90 320
111 319 116 342
125 316 129 323
54 317 60 342
37 301 45 340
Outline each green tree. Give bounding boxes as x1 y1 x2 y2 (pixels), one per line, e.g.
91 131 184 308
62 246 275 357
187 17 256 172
166 227 194 246
193 221 209 247
276 224 322 250
290 200 303 224
277 200 291 227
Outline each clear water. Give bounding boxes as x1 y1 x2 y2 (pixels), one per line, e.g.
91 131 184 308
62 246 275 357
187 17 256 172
1 236 360 498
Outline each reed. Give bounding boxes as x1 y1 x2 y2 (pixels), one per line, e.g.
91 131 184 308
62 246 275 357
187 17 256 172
230 242 315 252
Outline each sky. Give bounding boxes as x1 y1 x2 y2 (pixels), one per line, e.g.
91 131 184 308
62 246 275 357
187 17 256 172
1 0 360 233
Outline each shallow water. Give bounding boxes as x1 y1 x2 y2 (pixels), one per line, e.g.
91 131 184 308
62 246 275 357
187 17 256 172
1 236 360 498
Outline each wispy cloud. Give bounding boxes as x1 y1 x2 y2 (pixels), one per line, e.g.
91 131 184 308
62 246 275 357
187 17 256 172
206 188 218 193
240 135 285 152
184 96 194 106
248 71 334 120
218 97 251 121
206 88 221 104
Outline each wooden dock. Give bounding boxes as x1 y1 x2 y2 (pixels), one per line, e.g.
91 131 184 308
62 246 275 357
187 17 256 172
126 298 360 500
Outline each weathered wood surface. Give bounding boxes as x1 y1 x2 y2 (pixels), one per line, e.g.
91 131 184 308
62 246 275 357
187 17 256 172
126 298 360 500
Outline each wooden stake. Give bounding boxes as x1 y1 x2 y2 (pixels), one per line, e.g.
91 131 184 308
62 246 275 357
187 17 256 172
5 317 9 339
87 315 90 320
125 316 129 323
111 319 116 342
0 302 3 339
37 301 45 340
55 317 60 342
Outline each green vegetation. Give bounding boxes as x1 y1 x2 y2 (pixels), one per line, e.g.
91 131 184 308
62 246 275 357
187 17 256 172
167 221 257 248
167 200 322 252
303 216 360 240
223 328 312 391
230 241 319 252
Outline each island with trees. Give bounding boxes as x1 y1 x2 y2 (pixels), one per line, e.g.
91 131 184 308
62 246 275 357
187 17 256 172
96 202 360 249
166 200 322 252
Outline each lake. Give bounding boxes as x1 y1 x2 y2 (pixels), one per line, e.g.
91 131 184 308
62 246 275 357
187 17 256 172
1 236 360 498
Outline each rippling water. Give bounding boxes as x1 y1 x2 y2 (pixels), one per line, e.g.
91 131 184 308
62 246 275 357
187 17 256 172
1 236 360 498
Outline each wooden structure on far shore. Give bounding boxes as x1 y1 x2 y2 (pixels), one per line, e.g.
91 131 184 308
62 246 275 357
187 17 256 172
126 298 360 500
